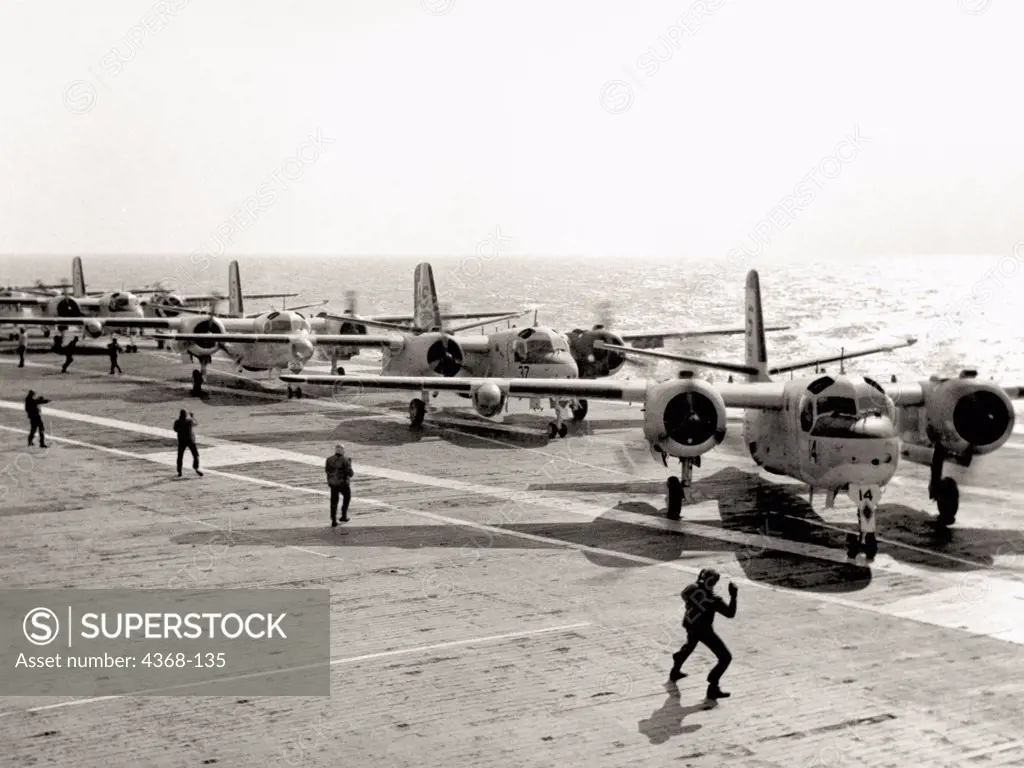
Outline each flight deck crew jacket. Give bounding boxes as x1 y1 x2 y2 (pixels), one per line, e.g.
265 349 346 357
325 455 353 487
681 583 736 631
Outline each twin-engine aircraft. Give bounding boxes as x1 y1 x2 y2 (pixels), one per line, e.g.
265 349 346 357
0 257 146 346
274 263 790 433
282 269 1020 561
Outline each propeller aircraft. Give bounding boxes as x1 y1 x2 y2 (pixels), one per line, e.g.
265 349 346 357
279 269 1019 563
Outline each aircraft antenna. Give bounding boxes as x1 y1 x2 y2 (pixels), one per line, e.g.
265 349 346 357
840 347 845 375
533 309 538 327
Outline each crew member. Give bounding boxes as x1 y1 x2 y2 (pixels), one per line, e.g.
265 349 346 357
173 409 203 478
25 390 50 448
51 330 64 354
60 337 78 373
107 337 123 375
16 327 26 368
668 568 738 700
325 444 354 527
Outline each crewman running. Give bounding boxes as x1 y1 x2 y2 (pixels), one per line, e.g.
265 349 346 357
25 390 50 448
668 568 738 701
173 409 203 478
16 327 27 368
61 337 78 373
325 444 354 527
107 337 123 374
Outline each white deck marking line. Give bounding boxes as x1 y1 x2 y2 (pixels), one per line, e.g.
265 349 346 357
778 514 1024 572
0 426 337 563
0 623 592 717
2 400 1021 577
2 422 1022 648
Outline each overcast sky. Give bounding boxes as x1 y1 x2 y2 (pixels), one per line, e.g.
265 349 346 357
1 0 1021 258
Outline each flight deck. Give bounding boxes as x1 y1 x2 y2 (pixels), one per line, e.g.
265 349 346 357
2 349 1023 767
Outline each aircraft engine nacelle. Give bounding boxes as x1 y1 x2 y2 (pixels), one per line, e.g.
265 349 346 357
82 318 104 339
566 326 627 379
398 332 462 377
315 311 367 361
180 316 226 357
47 295 83 318
908 374 1015 457
643 378 728 458
153 293 183 318
471 381 507 419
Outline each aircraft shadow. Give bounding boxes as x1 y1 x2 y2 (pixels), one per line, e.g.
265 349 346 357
638 684 713 744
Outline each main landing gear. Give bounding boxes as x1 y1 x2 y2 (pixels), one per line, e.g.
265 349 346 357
571 399 588 422
547 399 572 439
844 485 881 561
665 456 701 521
409 392 428 428
929 444 961 527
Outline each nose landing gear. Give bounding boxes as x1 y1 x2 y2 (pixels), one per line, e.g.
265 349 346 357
845 485 880 561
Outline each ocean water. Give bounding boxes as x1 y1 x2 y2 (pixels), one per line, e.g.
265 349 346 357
2 252 1023 382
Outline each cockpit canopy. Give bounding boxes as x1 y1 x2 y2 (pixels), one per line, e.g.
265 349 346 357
799 376 896 435
513 327 569 363
263 310 310 334
107 292 136 311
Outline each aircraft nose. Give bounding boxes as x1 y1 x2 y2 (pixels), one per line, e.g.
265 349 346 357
849 414 897 439
292 337 315 360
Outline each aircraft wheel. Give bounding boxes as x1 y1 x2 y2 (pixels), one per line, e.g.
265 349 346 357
157 340 165 350
295 387 303 399
845 533 860 559
572 400 589 422
42 329 51 338
863 533 878 561
936 477 959 526
287 386 294 399
547 422 558 439
409 398 426 428
334 366 345 375
666 476 682 520
558 422 568 438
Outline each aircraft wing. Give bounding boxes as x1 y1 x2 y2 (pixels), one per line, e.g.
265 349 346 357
153 332 400 346
10 316 183 329
0 296 49 307
619 324 791 347
881 380 1024 408
451 336 490 354
768 337 917 375
369 311 523 323
278 373 789 410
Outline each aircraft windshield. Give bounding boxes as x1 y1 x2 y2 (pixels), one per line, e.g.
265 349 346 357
514 336 564 363
815 396 857 417
811 414 869 438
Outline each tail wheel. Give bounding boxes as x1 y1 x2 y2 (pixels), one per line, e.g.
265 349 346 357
409 398 426 428
936 477 959 526
666 477 682 520
572 400 588 422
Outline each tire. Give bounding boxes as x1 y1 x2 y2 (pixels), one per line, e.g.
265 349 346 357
863 533 878 560
572 400 588 422
666 477 682 520
558 422 568 438
936 477 959 526
410 398 426 428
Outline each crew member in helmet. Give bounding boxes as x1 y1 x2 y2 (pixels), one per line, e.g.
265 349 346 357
668 567 738 700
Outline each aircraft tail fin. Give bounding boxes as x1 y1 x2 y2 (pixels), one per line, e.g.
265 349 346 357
228 260 243 316
72 256 86 298
744 270 771 382
412 263 442 332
